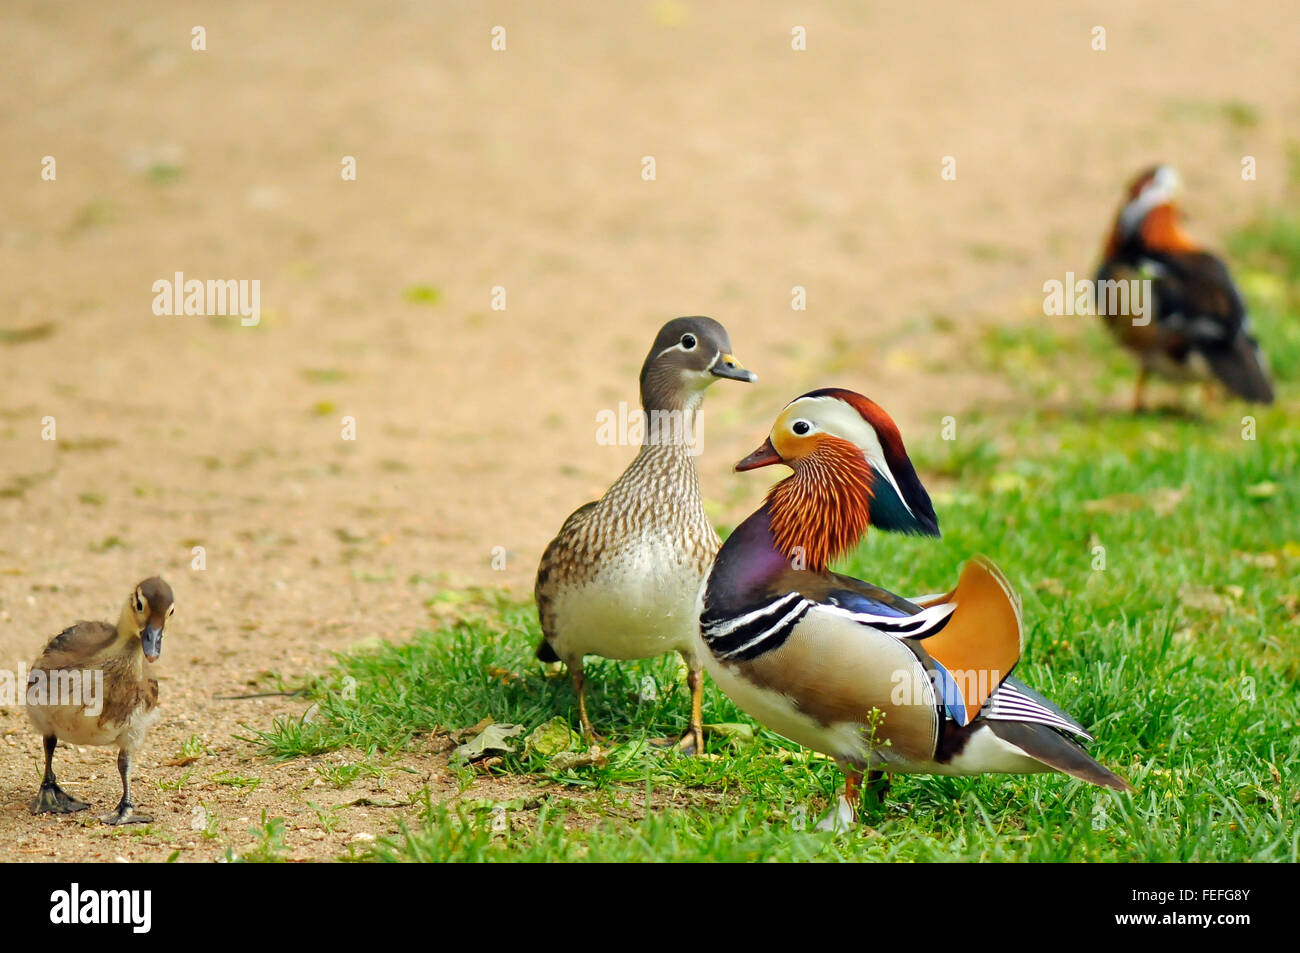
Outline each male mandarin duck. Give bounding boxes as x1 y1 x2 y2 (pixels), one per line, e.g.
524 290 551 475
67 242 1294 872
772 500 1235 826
27 577 175 824
535 317 755 753
1096 164 1274 411
697 390 1130 826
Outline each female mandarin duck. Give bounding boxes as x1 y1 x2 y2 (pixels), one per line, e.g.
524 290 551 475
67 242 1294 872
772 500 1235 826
535 317 755 753
698 389 1130 826
1096 164 1273 411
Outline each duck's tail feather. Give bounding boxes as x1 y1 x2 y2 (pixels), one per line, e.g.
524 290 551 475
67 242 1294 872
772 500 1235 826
988 719 1132 791
1205 334 1274 404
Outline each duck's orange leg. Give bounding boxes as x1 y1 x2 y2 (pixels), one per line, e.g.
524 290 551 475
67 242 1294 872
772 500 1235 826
843 769 863 822
570 659 605 745
683 662 705 756
650 658 706 755
1132 365 1148 414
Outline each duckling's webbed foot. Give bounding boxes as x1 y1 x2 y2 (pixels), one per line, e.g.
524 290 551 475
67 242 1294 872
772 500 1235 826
30 782 90 815
100 800 152 826
31 735 89 814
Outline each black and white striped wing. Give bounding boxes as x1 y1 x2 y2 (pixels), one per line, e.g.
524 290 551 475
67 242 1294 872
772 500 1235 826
701 593 810 662
702 592 956 664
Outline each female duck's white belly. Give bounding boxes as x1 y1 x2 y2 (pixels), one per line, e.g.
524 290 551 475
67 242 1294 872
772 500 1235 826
550 535 705 662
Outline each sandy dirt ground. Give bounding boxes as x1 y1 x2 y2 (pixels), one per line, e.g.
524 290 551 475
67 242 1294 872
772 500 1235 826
0 1 1296 861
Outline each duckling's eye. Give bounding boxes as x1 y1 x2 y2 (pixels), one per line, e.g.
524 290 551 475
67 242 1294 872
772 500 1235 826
680 333 697 350
167 605 175 617
792 420 812 436
134 594 145 613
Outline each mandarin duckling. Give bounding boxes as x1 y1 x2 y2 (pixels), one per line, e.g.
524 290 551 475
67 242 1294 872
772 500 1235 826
1096 164 1273 411
535 317 755 753
27 577 174 824
698 390 1130 827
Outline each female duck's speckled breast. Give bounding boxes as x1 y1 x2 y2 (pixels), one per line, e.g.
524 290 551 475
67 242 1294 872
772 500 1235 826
549 443 718 659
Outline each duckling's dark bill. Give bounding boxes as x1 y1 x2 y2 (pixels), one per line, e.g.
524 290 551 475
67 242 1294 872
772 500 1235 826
142 625 163 662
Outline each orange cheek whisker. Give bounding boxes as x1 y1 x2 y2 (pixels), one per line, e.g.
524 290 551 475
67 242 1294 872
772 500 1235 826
1139 205 1199 253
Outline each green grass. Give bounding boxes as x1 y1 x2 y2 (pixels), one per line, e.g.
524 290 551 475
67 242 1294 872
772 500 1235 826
252 216 1300 861
229 812 289 864
211 772 263 791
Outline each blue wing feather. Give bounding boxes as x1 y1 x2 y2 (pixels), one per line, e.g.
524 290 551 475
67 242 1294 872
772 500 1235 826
824 587 912 618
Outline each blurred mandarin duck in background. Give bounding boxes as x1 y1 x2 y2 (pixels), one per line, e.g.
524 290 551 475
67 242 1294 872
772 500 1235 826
697 389 1131 828
1096 164 1273 411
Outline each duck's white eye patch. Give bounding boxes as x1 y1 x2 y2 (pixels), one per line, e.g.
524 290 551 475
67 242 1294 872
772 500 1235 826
791 419 813 436
680 333 697 350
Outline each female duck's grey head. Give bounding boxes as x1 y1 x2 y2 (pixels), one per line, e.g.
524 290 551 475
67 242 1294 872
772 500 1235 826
638 316 756 412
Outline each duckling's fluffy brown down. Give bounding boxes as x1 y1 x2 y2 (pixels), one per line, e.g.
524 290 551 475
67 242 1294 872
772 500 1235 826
27 621 160 751
26 576 173 824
